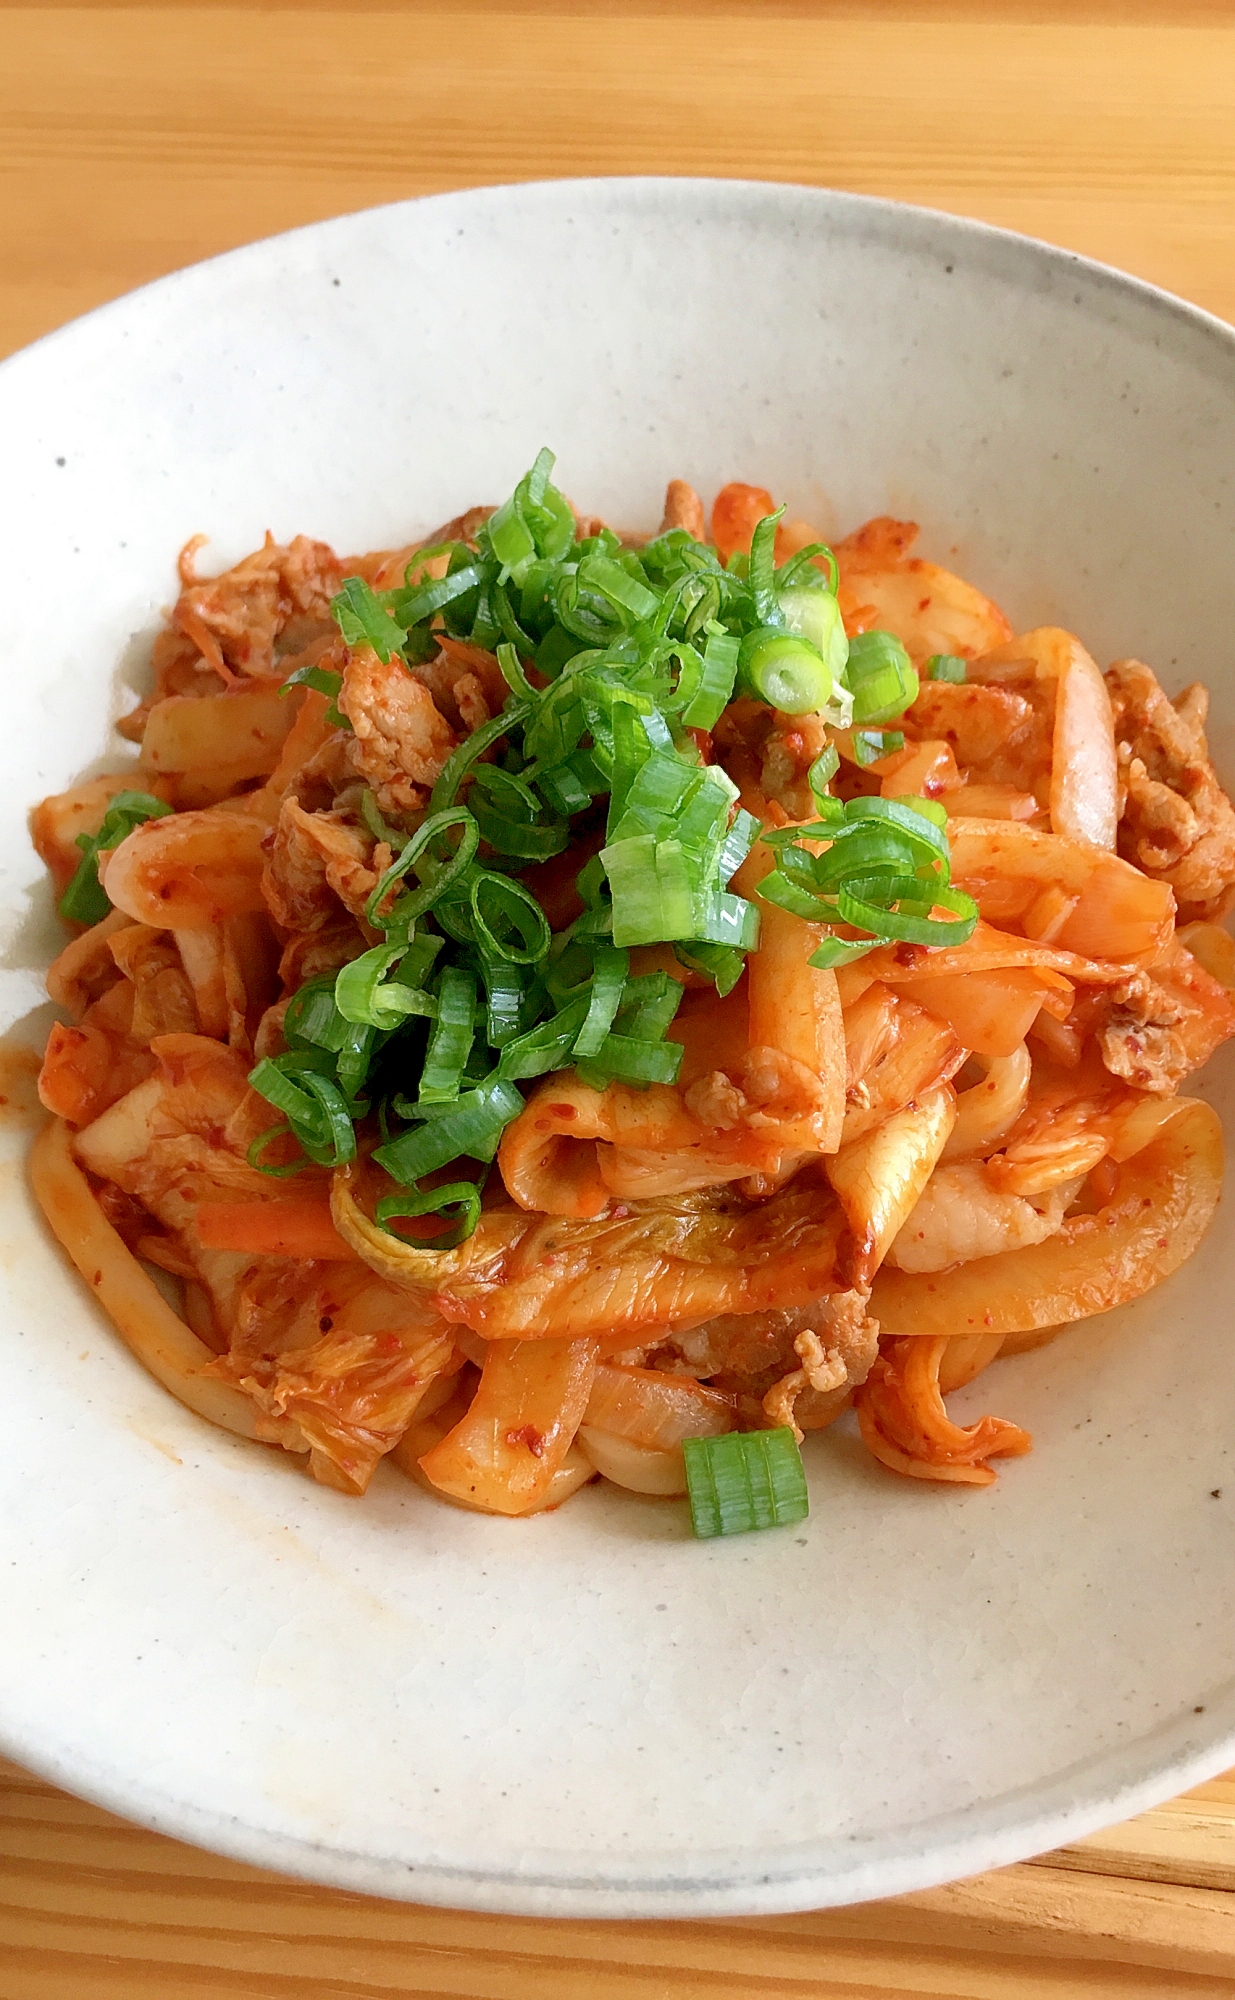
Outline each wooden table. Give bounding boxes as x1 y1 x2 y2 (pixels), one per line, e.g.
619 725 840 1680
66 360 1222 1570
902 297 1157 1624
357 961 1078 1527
3 2 1235 1990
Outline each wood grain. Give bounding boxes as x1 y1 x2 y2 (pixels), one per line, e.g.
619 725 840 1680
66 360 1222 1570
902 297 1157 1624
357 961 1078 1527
4 1755 1235 1997
5 4 1235 1992
1 8 1235 362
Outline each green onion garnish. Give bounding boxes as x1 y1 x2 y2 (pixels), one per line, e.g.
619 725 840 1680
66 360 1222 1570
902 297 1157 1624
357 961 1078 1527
331 576 409 665
739 628 835 715
845 630 919 723
280 660 350 730
778 584 849 682
244 456 979 1233
852 728 906 767
683 1428 810 1538
374 1180 483 1252
923 652 967 682
58 790 173 926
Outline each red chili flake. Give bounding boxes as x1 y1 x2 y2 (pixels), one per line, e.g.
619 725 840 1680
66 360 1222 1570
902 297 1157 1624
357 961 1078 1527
318 1316 334 1333
506 1425 546 1457
895 942 927 967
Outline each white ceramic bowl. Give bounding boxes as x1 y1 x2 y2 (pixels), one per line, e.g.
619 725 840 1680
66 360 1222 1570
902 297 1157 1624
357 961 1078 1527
2 180 1234 1919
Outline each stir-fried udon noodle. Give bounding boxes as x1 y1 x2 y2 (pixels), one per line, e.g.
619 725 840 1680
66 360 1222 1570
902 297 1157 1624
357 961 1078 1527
28 461 1235 1523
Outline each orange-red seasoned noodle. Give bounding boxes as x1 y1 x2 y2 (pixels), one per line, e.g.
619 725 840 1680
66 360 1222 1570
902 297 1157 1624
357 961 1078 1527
28 463 1235 1526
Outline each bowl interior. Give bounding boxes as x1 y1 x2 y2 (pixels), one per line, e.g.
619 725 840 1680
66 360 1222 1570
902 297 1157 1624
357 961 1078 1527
1 179 1234 1916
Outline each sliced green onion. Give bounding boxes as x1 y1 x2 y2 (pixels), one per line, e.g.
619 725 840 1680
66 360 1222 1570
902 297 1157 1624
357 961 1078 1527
374 1180 483 1252
258 457 999 1191
331 576 408 664
809 833 915 891
469 762 540 822
896 793 948 831
496 997 591 1082
534 623 589 681
573 946 630 1058
364 806 479 930
400 932 446 988
615 971 684 1043
609 749 704 843
58 790 173 926
484 499 536 575
845 630 919 723
842 794 949 862
429 700 531 812
577 1034 684 1088
852 728 906 767
479 952 527 1047
334 942 437 1028
607 697 656 819
249 1059 357 1166
247 1125 314 1178
575 851 608 910
683 1427 809 1538
392 563 486 629
676 630 740 729
924 653 967 682
279 661 347 729
689 890 760 950
747 505 786 626
601 834 695 947
578 552 659 623
775 541 839 594
374 1077 524 1182
469 871 552 965
807 746 844 822
778 585 849 682
755 869 831 922
670 769 736 860
295 1069 359 1164
418 967 478 1102
283 975 349 1052
739 629 834 715
482 456 575 581
469 796 570 861
360 788 401 846
716 808 759 885
492 580 537 653
673 940 746 996
836 876 979 946
807 935 879 970
335 1021 380 1102
536 758 594 816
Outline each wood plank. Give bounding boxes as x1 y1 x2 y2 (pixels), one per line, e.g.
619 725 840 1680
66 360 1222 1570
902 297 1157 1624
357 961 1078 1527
1041 1802 1235 1896
1 10 1234 363
3 1758 1235 1996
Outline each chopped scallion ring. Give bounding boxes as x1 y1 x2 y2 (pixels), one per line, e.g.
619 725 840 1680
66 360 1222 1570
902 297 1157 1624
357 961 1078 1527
374 1180 484 1252
845 630 919 723
683 1429 810 1538
739 628 834 715
924 652 967 682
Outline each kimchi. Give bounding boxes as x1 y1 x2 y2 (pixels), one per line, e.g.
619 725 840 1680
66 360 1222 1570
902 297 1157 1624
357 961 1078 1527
28 459 1235 1521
